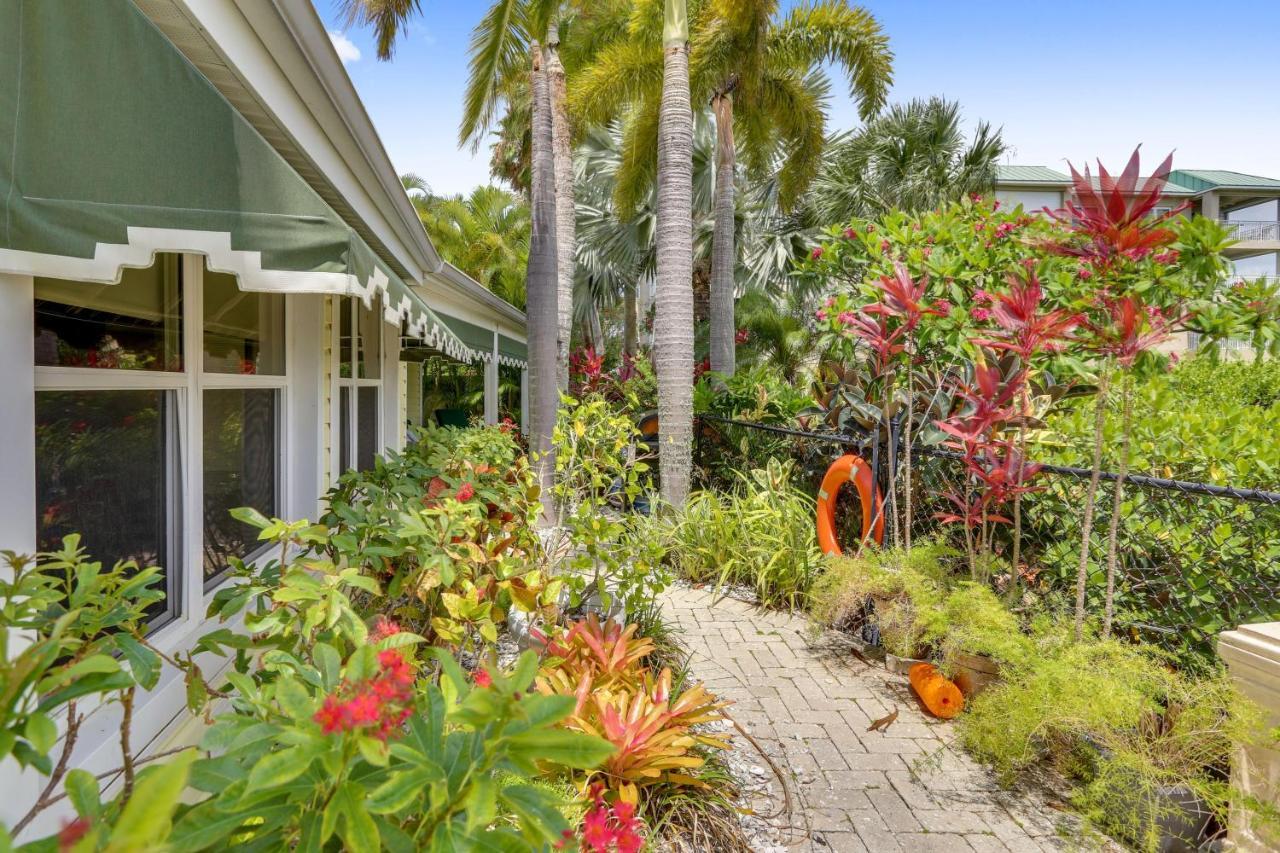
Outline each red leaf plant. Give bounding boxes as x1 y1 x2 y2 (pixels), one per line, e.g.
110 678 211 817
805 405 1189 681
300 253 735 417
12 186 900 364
1043 147 1187 267
972 271 1081 361
1088 294 1183 367
864 261 949 331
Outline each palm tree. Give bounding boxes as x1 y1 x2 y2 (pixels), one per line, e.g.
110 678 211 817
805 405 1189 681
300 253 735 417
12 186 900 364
654 0 695 507
403 178 530 309
812 96 1006 222
572 0 892 378
343 0 562 507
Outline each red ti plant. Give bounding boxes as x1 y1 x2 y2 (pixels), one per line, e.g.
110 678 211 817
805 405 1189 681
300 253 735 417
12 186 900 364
1043 147 1187 640
935 360 1044 579
971 271 1080 595
860 262 949 550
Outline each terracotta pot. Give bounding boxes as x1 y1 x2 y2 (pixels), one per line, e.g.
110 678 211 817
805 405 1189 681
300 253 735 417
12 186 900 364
950 652 1002 698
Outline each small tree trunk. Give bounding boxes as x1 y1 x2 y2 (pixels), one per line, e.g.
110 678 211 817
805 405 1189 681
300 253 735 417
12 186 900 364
708 90 737 378
546 22 575 393
1074 367 1112 641
527 42 560 523
903 353 914 554
654 0 694 508
1102 373 1134 639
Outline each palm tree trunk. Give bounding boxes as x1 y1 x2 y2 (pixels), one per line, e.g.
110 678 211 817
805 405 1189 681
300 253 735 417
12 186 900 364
546 21 575 392
655 0 694 508
623 280 638 358
526 41 560 522
708 90 736 378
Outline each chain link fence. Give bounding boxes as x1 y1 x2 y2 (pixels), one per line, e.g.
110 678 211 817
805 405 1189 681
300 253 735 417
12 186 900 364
694 414 1280 668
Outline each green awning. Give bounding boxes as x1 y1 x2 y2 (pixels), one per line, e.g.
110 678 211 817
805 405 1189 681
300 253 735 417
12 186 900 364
438 314 495 358
0 0 470 359
498 335 528 368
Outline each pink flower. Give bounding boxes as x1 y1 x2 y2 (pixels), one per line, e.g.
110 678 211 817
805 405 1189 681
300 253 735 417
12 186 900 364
735 328 750 344
843 227 857 239
933 299 953 316
815 309 828 321
370 616 402 642
922 247 933 258
973 290 992 304
971 307 992 322
1153 250 1179 265
1078 266 1093 280
810 246 824 261
837 311 857 326
993 200 1001 210
824 296 836 308
455 482 475 502
880 240 891 253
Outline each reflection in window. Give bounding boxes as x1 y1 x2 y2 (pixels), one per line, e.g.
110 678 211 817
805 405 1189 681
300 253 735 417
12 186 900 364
35 390 179 623
338 297 381 379
34 255 183 371
203 389 278 584
357 386 378 471
339 386 352 472
203 267 285 375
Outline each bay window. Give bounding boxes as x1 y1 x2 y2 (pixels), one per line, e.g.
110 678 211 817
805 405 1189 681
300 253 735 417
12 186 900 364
32 254 286 627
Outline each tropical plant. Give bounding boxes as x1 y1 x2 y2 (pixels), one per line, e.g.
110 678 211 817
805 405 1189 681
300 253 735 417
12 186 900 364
811 97 1005 223
661 459 823 608
573 0 892 378
550 394 670 615
1 531 616 851
404 177 530 308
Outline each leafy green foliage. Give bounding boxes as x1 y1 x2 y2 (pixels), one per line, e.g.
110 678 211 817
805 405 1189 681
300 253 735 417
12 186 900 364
551 395 670 616
660 459 823 609
960 625 1273 850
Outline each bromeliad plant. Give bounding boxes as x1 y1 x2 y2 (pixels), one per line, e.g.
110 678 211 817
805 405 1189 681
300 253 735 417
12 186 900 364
535 616 731 803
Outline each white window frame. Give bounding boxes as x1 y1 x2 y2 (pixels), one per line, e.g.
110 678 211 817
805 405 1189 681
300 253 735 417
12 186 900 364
31 253 288 641
334 295 382 473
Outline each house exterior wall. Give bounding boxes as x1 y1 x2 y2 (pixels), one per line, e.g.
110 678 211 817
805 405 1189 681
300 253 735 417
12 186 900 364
994 187 1064 212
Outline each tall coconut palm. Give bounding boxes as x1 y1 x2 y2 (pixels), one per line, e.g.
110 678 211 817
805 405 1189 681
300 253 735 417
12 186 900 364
812 97 1006 222
655 0 696 507
572 1 892 379
403 178 530 309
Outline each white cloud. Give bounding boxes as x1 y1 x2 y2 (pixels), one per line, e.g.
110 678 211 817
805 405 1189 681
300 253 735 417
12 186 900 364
328 30 361 65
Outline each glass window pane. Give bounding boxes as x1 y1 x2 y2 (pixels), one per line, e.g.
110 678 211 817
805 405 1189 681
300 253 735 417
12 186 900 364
34 255 183 371
339 298 354 378
203 266 285 375
357 386 378 471
358 298 382 380
203 389 278 584
339 386 352 472
35 390 179 623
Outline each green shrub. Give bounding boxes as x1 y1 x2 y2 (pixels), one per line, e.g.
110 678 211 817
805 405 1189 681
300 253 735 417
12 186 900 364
959 626 1269 851
661 459 823 610
807 542 955 658
936 582 1034 673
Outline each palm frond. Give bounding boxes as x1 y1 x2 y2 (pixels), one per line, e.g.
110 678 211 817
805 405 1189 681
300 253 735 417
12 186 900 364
767 0 892 121
337 0 423 60
460 0 527 150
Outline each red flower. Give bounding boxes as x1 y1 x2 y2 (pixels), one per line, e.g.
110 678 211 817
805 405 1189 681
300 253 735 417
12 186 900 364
472 668 493 688
971 307 992 322
313 648 416 740
370 616 401 642
455 483 475 502
810 246 824 261
843 227 857 239
735 328 750 345
314 696 347 734
58 817 92 852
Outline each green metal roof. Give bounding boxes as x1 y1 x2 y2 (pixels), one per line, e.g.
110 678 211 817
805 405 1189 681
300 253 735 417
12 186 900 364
994 165 1071 185
1168 170 1280 192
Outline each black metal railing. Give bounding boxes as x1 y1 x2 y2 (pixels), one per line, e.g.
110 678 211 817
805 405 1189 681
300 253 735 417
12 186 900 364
694 414 1280 667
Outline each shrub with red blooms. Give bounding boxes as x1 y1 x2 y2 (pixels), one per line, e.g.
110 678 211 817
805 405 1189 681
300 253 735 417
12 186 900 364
576 785 644 853
455 481 475 502
313 648 416 740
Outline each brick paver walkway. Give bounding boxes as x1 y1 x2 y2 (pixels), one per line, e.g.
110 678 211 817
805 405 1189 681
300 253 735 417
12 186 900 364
662 586 1094 852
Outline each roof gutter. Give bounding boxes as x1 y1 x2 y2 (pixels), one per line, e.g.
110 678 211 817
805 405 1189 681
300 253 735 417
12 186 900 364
434 262 527 328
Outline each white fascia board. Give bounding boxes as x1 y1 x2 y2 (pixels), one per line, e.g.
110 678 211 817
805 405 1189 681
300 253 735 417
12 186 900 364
175 0 436 279
418 270 526 342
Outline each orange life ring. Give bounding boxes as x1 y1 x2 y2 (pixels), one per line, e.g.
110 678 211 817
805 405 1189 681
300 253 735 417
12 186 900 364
816 453 884 556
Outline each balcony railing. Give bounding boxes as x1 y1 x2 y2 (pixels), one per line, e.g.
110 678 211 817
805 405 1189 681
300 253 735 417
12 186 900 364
1221 220 1280 241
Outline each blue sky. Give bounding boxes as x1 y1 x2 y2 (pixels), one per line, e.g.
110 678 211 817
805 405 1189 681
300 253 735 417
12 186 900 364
316 1 1280 197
